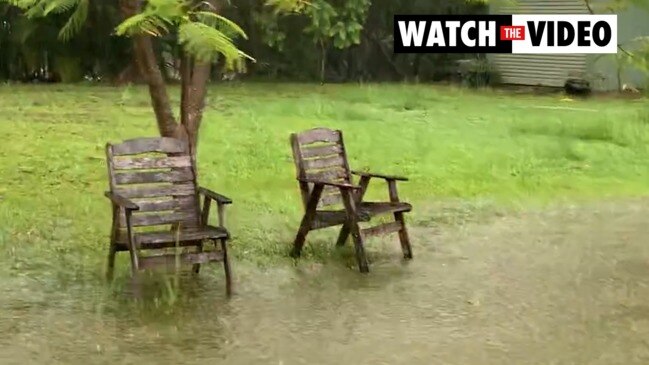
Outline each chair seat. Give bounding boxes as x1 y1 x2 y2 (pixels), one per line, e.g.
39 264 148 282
312 201 412 229
115 225 229 251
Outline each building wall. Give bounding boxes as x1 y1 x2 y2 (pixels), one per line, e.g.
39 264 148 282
489 0 649 91
489 0 589 88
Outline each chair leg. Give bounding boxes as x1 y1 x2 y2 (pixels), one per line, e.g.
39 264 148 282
106 243 117 281
335 224 350 247
125 213 139 276
340 189 369 273
220 238 233 297
192 241 203 274
395 212 413 259
291 215 312 258
127 246 139 276
350 223 369 273
291 185 323 258
387 180 413 260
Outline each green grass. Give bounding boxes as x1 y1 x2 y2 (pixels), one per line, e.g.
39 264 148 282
0 83 648 277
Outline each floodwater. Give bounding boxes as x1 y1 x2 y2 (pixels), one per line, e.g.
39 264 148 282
2 200 649 364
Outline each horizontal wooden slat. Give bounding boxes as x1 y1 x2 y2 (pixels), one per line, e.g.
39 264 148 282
319 192 343 207
114 226 228 247
114 168 194 185
305 169 349 182
112 156 192 170
115 183 196 199
362 221 403 237
300 144 343 159
114 235 199 250
132 199 178 212
323 185 340 195
311 210 372 230
360 202 412 215
139 251 224 270
303 155 346 171
111 137 188 156
311 211 347 230
129 196 196 212
120 211 197 227
297 128 341 145
138 227 227 244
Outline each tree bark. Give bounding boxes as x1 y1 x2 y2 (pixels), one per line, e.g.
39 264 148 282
185 63 211 154
178 55 211 156
319 40 327 83
119 0 215 158
180 54 192 127
133 36 179 137
120 0 178 138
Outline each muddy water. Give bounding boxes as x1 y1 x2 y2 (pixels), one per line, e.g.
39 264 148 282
2 200 649 364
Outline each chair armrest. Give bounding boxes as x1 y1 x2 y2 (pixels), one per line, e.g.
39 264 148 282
351 170 409 181
104 191 139 210
199 187 233 205
298 178 362 190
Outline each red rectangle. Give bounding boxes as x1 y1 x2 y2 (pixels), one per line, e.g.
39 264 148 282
500 26 525 41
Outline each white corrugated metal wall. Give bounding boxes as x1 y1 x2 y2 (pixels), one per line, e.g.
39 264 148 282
489 0 590 87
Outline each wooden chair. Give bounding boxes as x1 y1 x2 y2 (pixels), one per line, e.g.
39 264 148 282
104 137 233 295
289 128 413 273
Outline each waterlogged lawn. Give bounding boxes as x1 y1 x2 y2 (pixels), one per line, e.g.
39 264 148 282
0 83 648 277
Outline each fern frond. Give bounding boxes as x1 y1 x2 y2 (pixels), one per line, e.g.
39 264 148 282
147 0 185 18
43 0 80 15
57 0 87 41
177 21 254 69
115 13 173 37
1 0 39 9
193 11 248 40
115 0 185 38
23 0 46 17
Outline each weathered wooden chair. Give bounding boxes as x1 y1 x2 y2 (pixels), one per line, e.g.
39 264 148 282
289 128 413 273
104 137 233 295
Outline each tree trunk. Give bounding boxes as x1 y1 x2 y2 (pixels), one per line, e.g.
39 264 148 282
132 36 179 137
119 0 216 159
120 0 178 139
179 53 211 156
186 63 211 152
319 40 327 83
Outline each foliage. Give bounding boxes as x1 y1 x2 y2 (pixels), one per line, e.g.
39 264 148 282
5 0 251 55
585 0 649 88
2 0 88 41
303 0 370 49
457 57 500 88
114 0 252 69
0 0 488 82
0 0 513 83
266 0 311 13
2 0 289 75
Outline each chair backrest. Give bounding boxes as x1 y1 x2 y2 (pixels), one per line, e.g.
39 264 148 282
105 137 201 231
290 128 352 209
